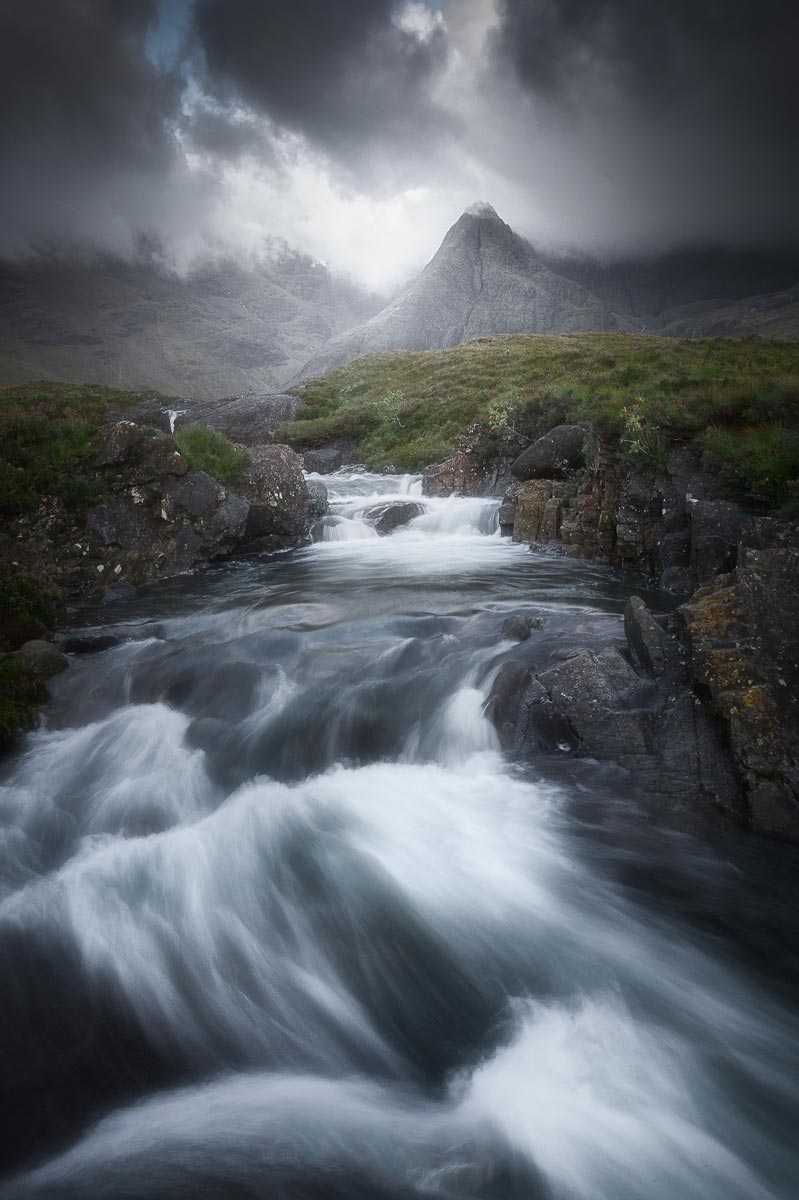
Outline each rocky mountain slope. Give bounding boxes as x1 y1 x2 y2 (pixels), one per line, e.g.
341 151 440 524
301 207 799 378
300 205 624 378
0 250 380 399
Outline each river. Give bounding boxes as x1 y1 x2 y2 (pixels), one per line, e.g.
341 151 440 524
1 470 798 1199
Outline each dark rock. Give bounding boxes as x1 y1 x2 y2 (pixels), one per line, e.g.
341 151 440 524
422 451 484 497
485 663 575 753
658 529 691 569
171 393 305 446
501 614 544 642
96 420 148 466
59 633 121 655
237 445 309 544
165 471 222 520
680 566 799 839
303 443 354 474
361 500 425 534
689 499 748 582
624 596 683 678
209 494 250 541
15 639 68 677
135 432 188 482
510 425 590 481
537 648 650 762
306 481 328 519
97 420 187 480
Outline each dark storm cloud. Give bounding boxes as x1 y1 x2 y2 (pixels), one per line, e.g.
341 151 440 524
491 0 799 248
0 0 796 269
0 1 182 176
191 0 453 168
184 108 277 165
0 0 193 254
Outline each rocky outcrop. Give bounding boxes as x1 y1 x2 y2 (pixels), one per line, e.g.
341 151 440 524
487 601 743 822
361 500 425 534
132 394 306 447
422 451 485 497
235 444 309 550
510 424 592 481
500 426 764 598
302 442 357 474
678 525 799 839
488 519 799 840
305 480 329 519
14 639 69 678
492 420 799 839
5 421 314 604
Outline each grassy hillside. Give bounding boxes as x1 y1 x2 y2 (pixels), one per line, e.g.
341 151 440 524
280 333 799 500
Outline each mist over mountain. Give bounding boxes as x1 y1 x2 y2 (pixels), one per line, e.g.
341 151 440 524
0 248 381 399
2 204 797 397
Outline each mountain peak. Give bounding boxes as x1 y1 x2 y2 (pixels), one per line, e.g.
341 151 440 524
464 201 501 220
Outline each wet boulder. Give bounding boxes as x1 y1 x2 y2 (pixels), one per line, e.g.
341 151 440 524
422 451 484 497
303 443 354 474
624 596 684 678
361 500 425 534
500 614 544 642
236 445 309 545
485 663 576 753
97 420 188 480
14 639 68 677
510 425 590 481
306 480 329 519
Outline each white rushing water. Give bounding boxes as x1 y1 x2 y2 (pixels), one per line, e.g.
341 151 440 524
0 470 797 1199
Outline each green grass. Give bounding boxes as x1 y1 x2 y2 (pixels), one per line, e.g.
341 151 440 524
0 382 141 516
174 425 249 485
279 334 799 494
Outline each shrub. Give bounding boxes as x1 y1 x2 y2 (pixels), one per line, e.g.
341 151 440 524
174 425 249 484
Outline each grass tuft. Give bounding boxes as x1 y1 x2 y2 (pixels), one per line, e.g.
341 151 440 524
174 425 249 484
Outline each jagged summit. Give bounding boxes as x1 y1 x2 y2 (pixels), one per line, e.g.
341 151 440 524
299 207 616 378
464 201 501 219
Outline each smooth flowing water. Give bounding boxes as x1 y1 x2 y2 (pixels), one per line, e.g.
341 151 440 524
1 471 798 1199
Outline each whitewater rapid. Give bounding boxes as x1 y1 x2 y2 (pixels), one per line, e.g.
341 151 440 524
0 471 797 1199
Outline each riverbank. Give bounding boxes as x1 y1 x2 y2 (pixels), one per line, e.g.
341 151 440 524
0 383 319 748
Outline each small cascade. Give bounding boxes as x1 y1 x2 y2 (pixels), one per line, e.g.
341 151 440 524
319 514 379 542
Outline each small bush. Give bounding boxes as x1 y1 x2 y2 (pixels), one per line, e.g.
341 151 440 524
174 425 249 484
